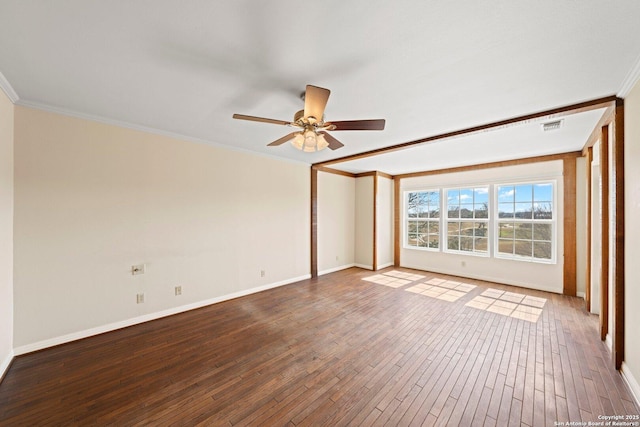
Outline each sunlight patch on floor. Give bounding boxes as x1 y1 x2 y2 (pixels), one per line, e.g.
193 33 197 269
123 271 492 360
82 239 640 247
466 288 546 322
362 270 426 288
405 280 477 302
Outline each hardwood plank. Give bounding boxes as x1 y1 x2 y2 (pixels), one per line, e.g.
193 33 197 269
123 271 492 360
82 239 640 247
496 386 515 426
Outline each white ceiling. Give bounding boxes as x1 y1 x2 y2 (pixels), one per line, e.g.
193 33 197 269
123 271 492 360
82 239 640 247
1 1 639 175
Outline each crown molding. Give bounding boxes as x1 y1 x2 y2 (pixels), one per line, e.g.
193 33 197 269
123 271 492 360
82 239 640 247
14 99 310 168
0 71 19 103
618 52 640 98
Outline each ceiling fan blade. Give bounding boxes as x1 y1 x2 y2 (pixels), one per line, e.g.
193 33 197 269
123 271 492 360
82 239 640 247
330 119 386 131
233 114 291 126
267 132 298 146
319 132 344 150
303 85 330 121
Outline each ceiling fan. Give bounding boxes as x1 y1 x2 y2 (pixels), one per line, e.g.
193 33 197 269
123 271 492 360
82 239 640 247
232 85 385 152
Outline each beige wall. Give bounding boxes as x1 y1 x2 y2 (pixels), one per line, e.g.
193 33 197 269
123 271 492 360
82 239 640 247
0 88 14 376
401 161 565 293
13 106 310 351
317 171 355 274
354 176 374 268
377 175 394 269
623 80 640 402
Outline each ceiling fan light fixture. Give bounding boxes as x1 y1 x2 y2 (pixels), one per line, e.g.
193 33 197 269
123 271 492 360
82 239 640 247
316 132 329 151
291 129 328 152
291 132 305 150
233 84 384 152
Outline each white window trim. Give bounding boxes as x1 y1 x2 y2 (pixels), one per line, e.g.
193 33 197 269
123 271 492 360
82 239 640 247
443 186 490 257
403 189 441 252
493 180 557 264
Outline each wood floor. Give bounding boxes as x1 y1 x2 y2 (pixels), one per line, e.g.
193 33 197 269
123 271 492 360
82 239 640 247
0 267 638 426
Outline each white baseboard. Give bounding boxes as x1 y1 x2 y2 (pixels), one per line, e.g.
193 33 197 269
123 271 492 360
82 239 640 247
576 291 585 299
355 264 374 270
0 349 14 382
13 274 310 356
318 263 356 276
621 362 640 409
605 334 612 351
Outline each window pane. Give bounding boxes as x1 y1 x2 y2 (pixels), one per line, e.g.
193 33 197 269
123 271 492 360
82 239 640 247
498 239 514 254
498 186 514 202
447 189 459 205
448 222 460 235
473 222 487 237
533 223 552 241
460 221 474 236
534 183 552 203
448 236 459 250
429 236 439 249
448 206 460 218
474 188 489 204
408 234 418 246
515 184 532 202
498 223 514 238
408 191 441 219
514 223 532 239
418 235 429 247
495 182 555 262
460 189 473 203
514 241 532 257
407 192 420 218
417 221 428 234
534 241 552 259
431 206 440 218
429 221 439 234
533 202 552 219
460 204 473 218
474 237 488 253
515 202 532 219
474 204 488 218
460 237 473 251
498 202 514 218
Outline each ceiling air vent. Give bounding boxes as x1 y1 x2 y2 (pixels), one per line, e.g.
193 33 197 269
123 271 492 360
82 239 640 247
542 120 563 132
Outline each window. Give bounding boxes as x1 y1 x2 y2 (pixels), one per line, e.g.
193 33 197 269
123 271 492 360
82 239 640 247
445 187 489 255
496 182 554 261
405 190 440 249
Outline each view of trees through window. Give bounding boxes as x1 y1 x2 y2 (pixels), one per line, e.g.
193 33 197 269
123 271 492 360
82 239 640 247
406 191 440 249
446 187 489 254
405 181 555 263
497 183 553 260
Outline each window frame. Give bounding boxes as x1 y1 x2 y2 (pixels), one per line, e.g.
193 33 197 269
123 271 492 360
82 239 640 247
443 186 490 257
403 189 441 251
494 180 557 264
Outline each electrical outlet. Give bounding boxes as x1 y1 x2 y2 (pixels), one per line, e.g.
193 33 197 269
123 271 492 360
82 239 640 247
131 264 145 275
260 270 265 278
175 286 182 296
136 293 145 304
